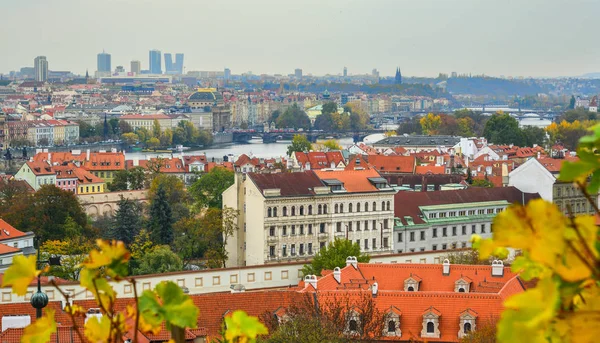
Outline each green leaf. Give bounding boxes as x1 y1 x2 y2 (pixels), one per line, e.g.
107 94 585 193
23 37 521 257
139 281 199 330
224 310 268 342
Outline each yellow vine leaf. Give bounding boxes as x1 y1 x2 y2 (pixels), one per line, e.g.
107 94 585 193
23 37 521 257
127 305 161 335
224 310 268 343
84 315 111 343
497 278 559 343
2 255 39 296
79 268 116 308
22 309 57 343
82 239 130 278
555 215 600 282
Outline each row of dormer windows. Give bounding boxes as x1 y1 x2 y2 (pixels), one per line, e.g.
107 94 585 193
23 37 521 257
428 207 502 219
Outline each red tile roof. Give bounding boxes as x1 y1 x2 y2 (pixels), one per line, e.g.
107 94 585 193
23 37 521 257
313 169 384 193
248 171 323 196
415 165 445 174
294 151 345 170
120 114 171 120
363 155 416 174
536 156 577 173
0 219 27 240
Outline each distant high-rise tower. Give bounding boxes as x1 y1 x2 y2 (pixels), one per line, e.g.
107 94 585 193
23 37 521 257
395 67 402 85
149 50 162 74
34 56 48 82
343 66 347 77
224 68 231 80
295 68 302 79
131 60 141 74
164 53 184 74
97 51 111 75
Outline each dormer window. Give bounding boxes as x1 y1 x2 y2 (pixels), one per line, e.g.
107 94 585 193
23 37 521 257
345 309 361 336
404 275 422 291
383 307 402 337
458 309 477 339
421 307 441 338
455 277 472 293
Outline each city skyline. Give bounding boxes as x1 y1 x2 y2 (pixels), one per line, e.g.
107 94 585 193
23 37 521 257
1 0 600 78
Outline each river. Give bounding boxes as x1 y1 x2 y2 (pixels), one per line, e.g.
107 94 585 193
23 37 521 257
124 138 356 161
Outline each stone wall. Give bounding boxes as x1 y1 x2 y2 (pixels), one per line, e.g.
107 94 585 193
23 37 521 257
77 190 148 217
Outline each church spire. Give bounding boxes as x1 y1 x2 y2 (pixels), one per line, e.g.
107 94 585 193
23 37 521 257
395 67 402 85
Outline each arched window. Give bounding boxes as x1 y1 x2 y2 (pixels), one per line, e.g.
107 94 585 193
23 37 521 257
318 204 322 214
324 204 328 214
349 319 358 332
387 201 391 211
340 204 344 213
365 202 369 211
291 206 296 216
273 207 278 217
283 206 287 216
357 203 361 212
464 322 472 333
335 204 339 213
382 201 385 211
427 322 434 333
267 208 272 217
308 205 313 215
373 202 377 211
300 205 304 215
388 320 396 333
407 286 414 292
349 203 353 213
458 287 465 293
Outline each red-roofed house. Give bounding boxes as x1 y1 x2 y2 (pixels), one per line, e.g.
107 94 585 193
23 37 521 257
291 151 346 171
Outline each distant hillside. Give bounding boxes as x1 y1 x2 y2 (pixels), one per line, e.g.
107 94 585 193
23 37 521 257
580 72 600 79
446 77 546 96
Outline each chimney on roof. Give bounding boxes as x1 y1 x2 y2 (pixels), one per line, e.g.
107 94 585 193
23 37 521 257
47 152 51 163
346 256 358 268
442 259 450 276
304 275 317 289
86 149 90 161
371 282 378 298
537 151 541 159
491 260 504 277
333 267 341 284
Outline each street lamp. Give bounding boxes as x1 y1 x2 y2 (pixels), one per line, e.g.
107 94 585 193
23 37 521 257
30 238 60 319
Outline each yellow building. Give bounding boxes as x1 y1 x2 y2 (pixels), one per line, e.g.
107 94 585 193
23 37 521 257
119 114 172 133
74 167 106 194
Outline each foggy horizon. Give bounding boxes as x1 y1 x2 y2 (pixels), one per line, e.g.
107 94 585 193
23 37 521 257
2 0 599 78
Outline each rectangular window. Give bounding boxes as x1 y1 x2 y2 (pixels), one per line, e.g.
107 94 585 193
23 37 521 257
348 222 353 231
452 226 457 236
336 222 342 232
383 237 389 248
439 212 446 218
320 223 325 233
356 239 360 247
481 224 486 233
365 220 369 230
398 232 403 242
282 226 287 236
373 220 377 230
364 239 368 250
308 224 313 234
442 244 447 250
308 243 313 254
320 242 325 249
432 228 438 238
471 225 476 234
269 226 275 236
432 244 437 251
468 210 475 215
291 244 296 256
449 211 456 217
356 221 360 231
299 244 304 255
429 212 437 219
409 232 415 242
372 238 376 249
442 227 447 237
282 244 287 256
478 209 485 215
487 209 494 214
462 225 467 235
462 242 468 248
291 225 296 235
300 225 304 235
420 231 425 240
269 246 275 257
458 211 466 216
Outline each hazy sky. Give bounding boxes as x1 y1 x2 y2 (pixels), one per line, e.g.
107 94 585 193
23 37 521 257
2 0 599 77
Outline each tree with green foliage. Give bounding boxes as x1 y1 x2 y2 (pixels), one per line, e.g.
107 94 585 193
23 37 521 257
173 217 207 267
287 134 312 157
302 238 370 276
419 113 442 135
466 167 473 184
132 245 184 275
121 132 139 145
147 137 160 149
108 167 148 191
189 167 234 209
321 102 338 115
148 184 174 245
482 112 524 146
472 178 494 188
149 174 190 222
276 104 311 130
268 110 281 125
321 139 342 151
560 108 597 123
313 112 336 131
569 95 576 109
109 197 141 245
201 207 238 268
521 126 547 147
152 119 161 138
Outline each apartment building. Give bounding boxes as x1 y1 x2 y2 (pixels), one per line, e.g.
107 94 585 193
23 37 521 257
119 114 172 133
393 187 539 253
223 169 396 267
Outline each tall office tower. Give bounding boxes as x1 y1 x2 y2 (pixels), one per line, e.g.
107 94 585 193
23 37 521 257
165 53 184 74
294 68 302 79
164 53 173 74
131 60 141 74
34 56 48 82
175 53 184 74
149 49 162 74
97 51 111 75
343 66 347 77
224 68 231 80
